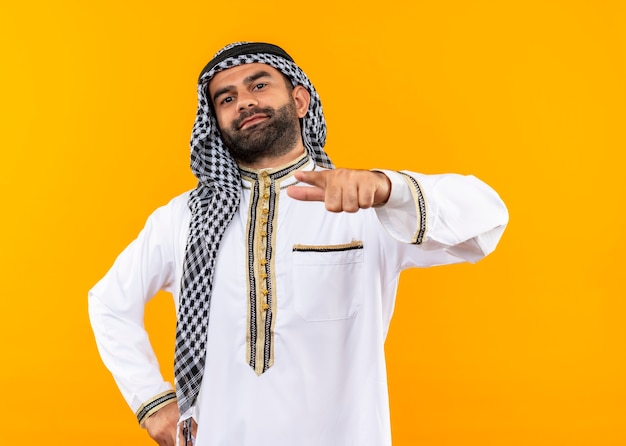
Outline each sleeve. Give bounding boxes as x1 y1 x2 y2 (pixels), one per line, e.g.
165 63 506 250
88 195 187 414
373 170 509 267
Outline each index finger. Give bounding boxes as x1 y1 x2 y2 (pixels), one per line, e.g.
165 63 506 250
293 170 329 188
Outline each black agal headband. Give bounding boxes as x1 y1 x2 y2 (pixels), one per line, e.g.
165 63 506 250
199 42 294 81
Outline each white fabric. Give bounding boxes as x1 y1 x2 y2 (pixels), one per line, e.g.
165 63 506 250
88 162 508 445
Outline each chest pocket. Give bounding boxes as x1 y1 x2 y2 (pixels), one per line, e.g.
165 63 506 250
292 241 364 321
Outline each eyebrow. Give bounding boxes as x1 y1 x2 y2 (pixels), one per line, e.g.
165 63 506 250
212 70 273 103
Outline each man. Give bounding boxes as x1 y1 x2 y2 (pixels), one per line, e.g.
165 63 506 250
89 42 508 446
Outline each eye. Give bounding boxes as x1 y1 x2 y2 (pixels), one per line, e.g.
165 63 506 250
219 96 234 106
253 83 267 91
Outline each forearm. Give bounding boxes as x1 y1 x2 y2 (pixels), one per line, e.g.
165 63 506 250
374 170 508 263
88 289 173 412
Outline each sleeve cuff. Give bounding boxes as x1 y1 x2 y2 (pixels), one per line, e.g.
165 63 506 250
136 390 177 426
372 169 428 245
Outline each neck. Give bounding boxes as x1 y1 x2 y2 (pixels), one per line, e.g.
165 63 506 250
236 144 306 170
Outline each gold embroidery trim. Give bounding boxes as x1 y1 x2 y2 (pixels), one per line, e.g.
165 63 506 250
135 390 177 426
245 173 280 375
292 241 364 252
399 173 427 245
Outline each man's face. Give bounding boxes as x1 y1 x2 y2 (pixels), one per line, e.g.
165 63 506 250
208 63 309 165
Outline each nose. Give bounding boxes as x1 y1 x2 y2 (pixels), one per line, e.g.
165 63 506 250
237 90 258 111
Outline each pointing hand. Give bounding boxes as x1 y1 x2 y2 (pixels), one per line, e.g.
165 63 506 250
287 169 391 213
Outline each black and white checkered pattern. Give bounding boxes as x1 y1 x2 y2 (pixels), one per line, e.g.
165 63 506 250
174 42 334 414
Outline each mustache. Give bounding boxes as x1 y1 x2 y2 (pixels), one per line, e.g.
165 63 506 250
231 107 275 130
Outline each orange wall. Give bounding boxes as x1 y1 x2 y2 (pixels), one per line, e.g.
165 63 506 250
1 1 624 444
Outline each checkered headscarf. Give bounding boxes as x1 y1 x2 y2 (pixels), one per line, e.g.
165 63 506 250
174 42 334 415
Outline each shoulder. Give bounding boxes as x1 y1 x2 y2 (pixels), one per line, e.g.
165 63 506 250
163 190 192 213
144 190 192 229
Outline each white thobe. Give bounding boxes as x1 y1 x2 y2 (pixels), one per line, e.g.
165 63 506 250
88 156 508 446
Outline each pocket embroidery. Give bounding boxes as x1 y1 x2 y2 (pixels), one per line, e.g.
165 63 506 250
292 240 363 252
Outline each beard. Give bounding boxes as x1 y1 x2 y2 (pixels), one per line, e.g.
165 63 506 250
219 101 301 166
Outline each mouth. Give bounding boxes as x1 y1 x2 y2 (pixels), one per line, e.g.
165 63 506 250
239 114 268 130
